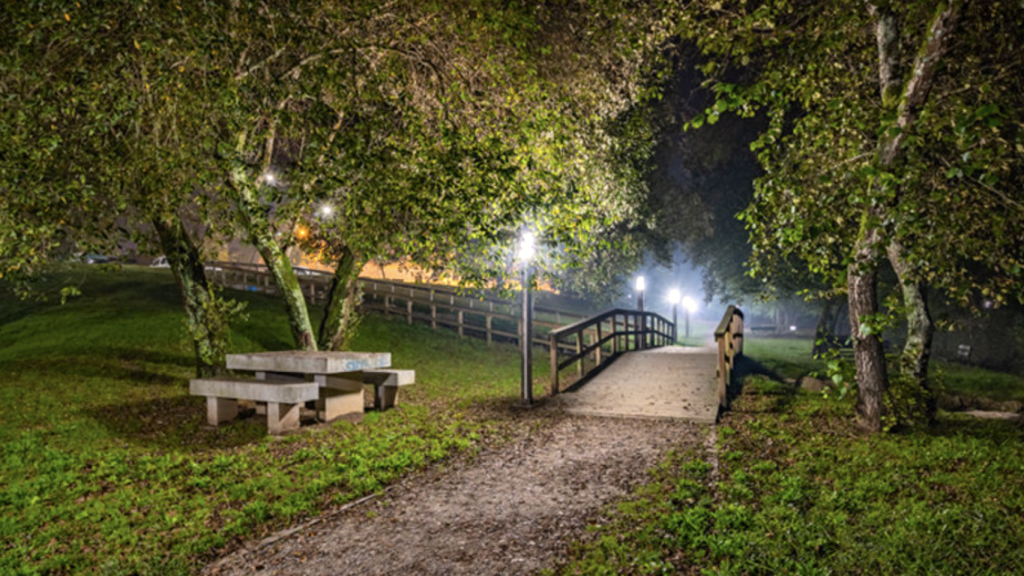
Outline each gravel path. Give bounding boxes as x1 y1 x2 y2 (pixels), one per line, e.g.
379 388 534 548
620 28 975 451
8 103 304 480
204 415 709 576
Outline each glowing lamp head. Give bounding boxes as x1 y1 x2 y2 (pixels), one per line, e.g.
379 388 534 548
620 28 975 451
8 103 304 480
668 289 681 305
635 276 646 292
682 296 698 314
518 231 536 262
321 204 334 217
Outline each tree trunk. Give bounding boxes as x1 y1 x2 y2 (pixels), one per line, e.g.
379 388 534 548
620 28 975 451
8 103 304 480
318 249 362 351
847 213 888 433
231 180 317 351
151 217 219 377
887 241 936 421
812 297 841 357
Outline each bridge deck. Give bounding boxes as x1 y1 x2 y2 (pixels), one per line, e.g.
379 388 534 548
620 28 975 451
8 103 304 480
556 346 718 424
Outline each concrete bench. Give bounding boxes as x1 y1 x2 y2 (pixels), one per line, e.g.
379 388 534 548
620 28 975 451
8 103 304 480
362 369 416 410
190 378 318 435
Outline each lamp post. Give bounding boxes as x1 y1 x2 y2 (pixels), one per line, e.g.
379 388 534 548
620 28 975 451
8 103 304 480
682 296 698 339
635 276 646 349
519 231 536 405
668 289 681 343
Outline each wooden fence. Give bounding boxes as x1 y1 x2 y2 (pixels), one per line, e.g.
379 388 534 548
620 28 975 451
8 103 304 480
205 261 590 349
714 305 745 409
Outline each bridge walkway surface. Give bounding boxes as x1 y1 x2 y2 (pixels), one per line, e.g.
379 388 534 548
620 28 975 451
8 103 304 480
555 346 719 424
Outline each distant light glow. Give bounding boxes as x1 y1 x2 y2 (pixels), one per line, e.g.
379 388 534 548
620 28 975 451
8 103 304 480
518 231 536 262
682 296 698 314
635 276 645 292
262 171 277 185
321 204 334 217
296 225 309 239
668 289 681 305
789 325 797 332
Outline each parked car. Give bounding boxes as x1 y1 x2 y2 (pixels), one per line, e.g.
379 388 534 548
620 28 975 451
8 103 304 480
82 254 117 264
150 256 170 268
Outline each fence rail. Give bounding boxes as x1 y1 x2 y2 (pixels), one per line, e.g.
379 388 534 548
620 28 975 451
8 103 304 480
714 305 745 409
205 261 590 349
547 308 675 395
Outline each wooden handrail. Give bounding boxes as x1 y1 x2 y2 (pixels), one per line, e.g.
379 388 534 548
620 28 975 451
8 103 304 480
714 305 744 409
548 308 676 395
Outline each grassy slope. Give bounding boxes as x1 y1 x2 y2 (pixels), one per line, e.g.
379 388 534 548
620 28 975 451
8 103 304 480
743 335 1024 402
556 382 1024 576
0 266 544 575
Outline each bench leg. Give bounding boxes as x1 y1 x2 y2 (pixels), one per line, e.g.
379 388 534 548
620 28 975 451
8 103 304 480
266 402 301 435
207 397 238 425
255 402 266 415
380 386 400 410
317 387 364 423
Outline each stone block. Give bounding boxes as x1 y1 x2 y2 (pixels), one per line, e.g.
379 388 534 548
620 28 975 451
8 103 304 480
316 386 364 423
206 397 238 425
189 378 318 404
266 402 301 435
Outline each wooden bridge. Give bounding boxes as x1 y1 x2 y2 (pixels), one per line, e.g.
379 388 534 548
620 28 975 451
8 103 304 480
547 306 744 423
206 262 745 423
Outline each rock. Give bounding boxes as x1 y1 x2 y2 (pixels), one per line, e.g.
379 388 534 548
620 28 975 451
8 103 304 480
798 376 831 393
936 393 964 411
975 397 1002 412
998 400 1023 414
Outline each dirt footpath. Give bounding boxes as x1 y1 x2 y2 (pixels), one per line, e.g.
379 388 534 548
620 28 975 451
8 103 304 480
204 416 708 576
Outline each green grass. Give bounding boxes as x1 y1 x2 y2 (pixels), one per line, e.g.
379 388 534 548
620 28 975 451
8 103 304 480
556 382 1024 575
742 336 1024 403
742 336 824 380
0 266 546 575
934 361 1024 403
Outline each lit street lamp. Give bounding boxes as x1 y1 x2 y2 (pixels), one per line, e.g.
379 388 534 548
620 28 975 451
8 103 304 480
668 289 681 343
519 231 536 405
682 296 698 339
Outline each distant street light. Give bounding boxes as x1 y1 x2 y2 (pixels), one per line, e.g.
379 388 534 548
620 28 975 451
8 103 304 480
668 289 681 342
682 296 698 339
262 171 277 186
635 276 646 312
519 231 536 405
321 204 334 217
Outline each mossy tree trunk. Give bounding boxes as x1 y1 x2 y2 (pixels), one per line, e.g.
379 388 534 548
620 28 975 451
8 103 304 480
888 241 937 421
151 217 220 377
318 248 362 351
233 183 318 351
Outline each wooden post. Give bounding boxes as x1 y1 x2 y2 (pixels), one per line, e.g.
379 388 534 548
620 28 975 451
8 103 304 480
717 335 729 409
458 310 464 337
550 333 560 395
486 316 493 345
431 305 437 329
596 322 603 364
407 300 413 325
576 332 584 377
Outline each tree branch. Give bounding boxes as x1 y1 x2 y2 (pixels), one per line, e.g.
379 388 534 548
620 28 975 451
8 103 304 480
879 0 965 168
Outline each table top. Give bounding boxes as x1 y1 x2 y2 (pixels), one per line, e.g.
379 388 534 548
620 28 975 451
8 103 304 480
226 351 391 374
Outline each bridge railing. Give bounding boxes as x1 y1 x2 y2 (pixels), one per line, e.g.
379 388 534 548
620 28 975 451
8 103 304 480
548 309 675 395
714 305 745 409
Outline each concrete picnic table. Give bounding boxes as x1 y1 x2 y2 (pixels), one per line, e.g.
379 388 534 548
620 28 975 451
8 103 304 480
190 350 414 434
